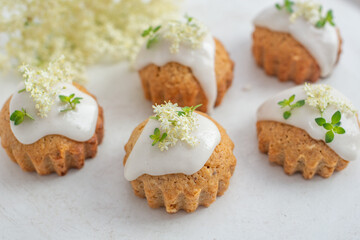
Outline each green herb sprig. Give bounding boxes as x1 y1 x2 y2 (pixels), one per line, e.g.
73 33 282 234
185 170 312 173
59 93 82 112
278 95 305 119
150 128 167 146
141 25 162 49
315 9 335 28
315 111 345 143
18 88 26 93
10 108 34 125
177 104 202 116
275 0 295 13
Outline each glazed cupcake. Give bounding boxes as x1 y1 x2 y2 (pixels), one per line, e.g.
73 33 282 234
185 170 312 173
257 83 359 179
252 0 342 84
0 57 104 176
134 15 234 113
123 102 236 213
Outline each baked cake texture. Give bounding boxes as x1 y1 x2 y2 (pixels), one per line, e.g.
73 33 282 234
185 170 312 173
257 120 349 179
124 112 236 213
0 83 104 176
252 26 342 84
139 38 234 113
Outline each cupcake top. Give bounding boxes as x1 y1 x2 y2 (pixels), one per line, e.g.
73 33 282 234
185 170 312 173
257 83 360 161
134 16 217 112
9 56 98 144
124 102 221 181
253 0 339 77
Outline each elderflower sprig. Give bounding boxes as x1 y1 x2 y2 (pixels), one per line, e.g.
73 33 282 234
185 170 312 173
141 25 162 49
163 15 208 54
304 83 357 115
19 55 73 118
149 101 200 151
315 111 345 143
278 94 305 119
10 108 34 126
59 93 83 112
0 0 179 82
276 0 335 28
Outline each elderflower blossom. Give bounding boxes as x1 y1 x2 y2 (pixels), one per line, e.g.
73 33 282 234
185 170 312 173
290 0 321 25
163 17 208 54
152 102 199 151
0 0 179 82
19 56 73 118
304 83 357 115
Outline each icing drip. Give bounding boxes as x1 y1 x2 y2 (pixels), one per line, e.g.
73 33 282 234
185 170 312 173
134 30 217 112
253 6 339 77
124 113 221 181
10 83 98 144
257 85 360 161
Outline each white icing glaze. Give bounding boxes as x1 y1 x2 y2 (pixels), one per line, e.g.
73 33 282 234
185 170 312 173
124 113 221 181
134 32 216 112
10 83 98 144
257 86 360 161
253 6 339 77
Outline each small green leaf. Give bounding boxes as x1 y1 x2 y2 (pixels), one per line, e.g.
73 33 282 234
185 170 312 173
289 94 295 103
333 126 345 134
292 100 305 108
333 122 341 127
154 128 160 136
277 100 288 107
325 130 334 143
18 88 26 93
153 25 161 33
159 133 167 142
275 3 281 10
323 123 333 130
14 115 24 125
59 95 68 103
315 117 326 126
331 111 341 125
141 26 152 37
193 104 202 111
10 109 33 125
149 115 159 120
146 35 159 49
283 111 291 119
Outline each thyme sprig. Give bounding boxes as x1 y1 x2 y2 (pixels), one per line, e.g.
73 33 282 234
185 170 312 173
278 94 305 119
315 111 345 143
150 128 167 146
10 108 34 125
275 0 295 13
59 93 82 112
177 104 202 116
315 8 335 28
141 25 162 49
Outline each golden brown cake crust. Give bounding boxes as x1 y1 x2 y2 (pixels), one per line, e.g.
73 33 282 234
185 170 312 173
139 38 234 113
252 26 342 84
256 120 348 179
123 112 236 213
0 83 104 176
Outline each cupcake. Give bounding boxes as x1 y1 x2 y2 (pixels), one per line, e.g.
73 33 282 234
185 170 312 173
257 83 359 179
123 102 236 213
252 0 342 84
0 57 104 176
134 15 234 113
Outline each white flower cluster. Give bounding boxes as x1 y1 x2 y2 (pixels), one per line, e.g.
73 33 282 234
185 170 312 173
290 0 321 25
152 102 199 151
304 83 357 115
0 0 179 82
163 17 208 54
19 56 73 118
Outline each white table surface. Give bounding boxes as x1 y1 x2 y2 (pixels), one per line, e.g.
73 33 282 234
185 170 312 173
0 0 359 239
